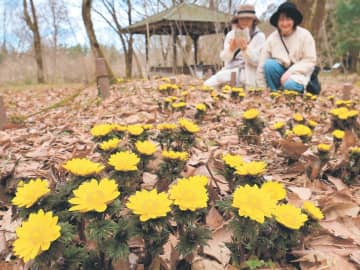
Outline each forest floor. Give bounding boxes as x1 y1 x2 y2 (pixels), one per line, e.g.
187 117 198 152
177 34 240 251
0 73 360 270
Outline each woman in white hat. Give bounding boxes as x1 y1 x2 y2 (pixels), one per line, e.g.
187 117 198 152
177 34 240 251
204 5 265 88
256 2 317 93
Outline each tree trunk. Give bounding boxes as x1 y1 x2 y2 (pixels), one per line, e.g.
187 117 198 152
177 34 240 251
292 0 326 41
125 35 133 78
82 0 115 81
349 49 359 72
23 0 45 83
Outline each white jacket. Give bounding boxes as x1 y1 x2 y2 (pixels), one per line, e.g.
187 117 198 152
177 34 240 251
220 27 266 87
256 26 317 88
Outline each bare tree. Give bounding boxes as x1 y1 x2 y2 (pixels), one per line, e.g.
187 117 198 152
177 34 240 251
93 0 134 78
46 0 67 82
23 0 45 83
82 0 115 81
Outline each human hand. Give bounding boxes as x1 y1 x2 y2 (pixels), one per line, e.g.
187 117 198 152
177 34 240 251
237 37 247 51
281 71 291 85
229 38 237 52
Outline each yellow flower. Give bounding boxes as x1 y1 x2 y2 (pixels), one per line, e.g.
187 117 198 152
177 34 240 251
99 138 120 151
272 121 286 130
169 177 208 211
239 92 246 98
350 147 360 154
126 189 172 222
222 153 244 169
161 77 170 83
135 140 157 156
159 83 178 91
127 124 144 136
90 124 113 137
201 85 214 92
293 113 304 122
211 90 218 98
143 124 153 130
273 204 308 230
172 102 187 109
179 118 200 133
292 124 312 137
162 150 188 161
13 210 61 262
317 143 331 153
307 120 318 128
196 103 207 111
327 95 335 101
63 158 105 176
302 201 324 221
261 181 286 201
12 179 50 208
232 184 277 224
335 100 352 107
243 108 259 120
348 110 358 118
222 85 232 93
186 175 208 186
108 151 140 171
330 107 358 120
284 90 299 96
332 129 345 140
157 123 178 130
112 124 127 132
164 97 173 103
181 90 189 96
235 161 267 177
330 107 347 117
231 87 244 93
270 92 281 98
69 178 120 212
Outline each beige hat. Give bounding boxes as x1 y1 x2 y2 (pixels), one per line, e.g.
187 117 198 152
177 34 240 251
232 5 258 21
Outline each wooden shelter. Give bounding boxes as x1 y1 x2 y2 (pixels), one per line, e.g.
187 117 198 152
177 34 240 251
123 3 231 73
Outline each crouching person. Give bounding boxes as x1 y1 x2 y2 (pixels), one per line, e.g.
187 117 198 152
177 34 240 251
204 5 265 89
256 2 316 93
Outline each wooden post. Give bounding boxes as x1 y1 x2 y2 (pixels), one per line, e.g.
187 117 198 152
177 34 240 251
342 83 353 100
192 35 199 65
0 96 7 129
230 71 237 86
172 26 177 74
145 34 149 65
96 58 110 99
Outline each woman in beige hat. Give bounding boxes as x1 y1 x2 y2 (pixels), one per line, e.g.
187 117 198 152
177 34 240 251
204 5 265 88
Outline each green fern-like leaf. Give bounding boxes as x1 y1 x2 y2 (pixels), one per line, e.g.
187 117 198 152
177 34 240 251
86 219 119 244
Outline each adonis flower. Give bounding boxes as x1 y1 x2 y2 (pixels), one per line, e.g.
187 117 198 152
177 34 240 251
302 201 324 221
162 150 188 161
69 178 120 212
261 181 286 202
126 189 172 222
232 184 277 224
108 151 140 171
273 204 308 230
243 109 259 120
99 138 120 151
135 140 157 156
63 158 104 176
178 118 200 133
13 210 61 262
12 179 50 208
90 124 113 137
169 177 208 211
